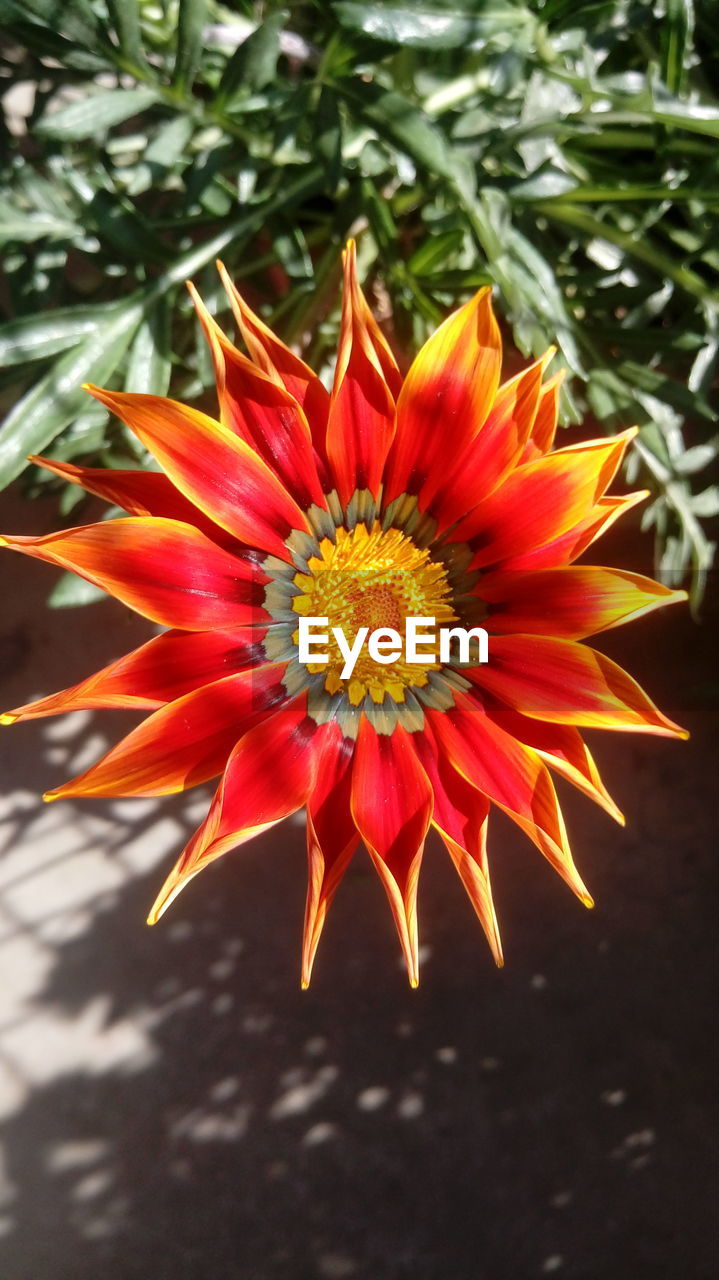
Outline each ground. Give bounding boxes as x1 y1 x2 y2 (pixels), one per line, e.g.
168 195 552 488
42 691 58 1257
0 484 717 1280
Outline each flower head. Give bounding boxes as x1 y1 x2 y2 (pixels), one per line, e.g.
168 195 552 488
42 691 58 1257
1 244 687 987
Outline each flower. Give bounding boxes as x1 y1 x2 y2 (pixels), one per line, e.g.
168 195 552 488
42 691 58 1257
1 244 687 987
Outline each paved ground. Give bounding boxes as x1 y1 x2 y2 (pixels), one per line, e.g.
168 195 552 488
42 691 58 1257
0 485 717 1279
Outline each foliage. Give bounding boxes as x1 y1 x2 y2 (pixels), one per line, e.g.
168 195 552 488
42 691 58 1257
0 0 717 604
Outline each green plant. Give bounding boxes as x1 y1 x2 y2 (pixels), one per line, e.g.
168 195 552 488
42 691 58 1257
1 0 717 603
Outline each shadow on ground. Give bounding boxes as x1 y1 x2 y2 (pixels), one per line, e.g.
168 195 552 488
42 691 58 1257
0 488 717 1279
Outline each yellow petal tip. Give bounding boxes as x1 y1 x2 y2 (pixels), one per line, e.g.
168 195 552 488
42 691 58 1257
581 893 595 910
409 975 420 990
300 978 310 991
42 790 59 803
0 713 17 725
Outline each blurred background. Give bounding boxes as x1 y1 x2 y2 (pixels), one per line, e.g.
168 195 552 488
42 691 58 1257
1 2 718 1277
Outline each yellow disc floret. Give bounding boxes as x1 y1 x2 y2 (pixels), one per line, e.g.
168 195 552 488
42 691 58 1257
292 522 456 705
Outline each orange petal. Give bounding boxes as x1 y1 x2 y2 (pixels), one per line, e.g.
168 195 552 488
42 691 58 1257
28 455 233 548
483 701 623 825
1 627 266 724
477 566 686 639
301 731 359 988
504 491 648 570
148 703 326 923
413 727 502 966
520 369 565 460
44 664 288 800
217 260 331 444
0 517 267 631
384 286 502 508
83 386 310 561
189 284 326 511
431 352 549 532
468 636 688 737
350 720 433 987
325 240 399 504
450 429 637 568
429 697 592 905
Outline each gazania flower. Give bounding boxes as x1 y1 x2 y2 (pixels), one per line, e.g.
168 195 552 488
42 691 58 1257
1 244 687 987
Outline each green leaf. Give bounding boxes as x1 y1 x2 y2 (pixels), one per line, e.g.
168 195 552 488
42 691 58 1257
333 2 530 50
0 200 79 245
215 12 287 108
35 87 160 142
107 0 146 67
125 295 174 395
173 0 207 93
335 79 473 197
0 301 143 488
0 304 125 366
661 0 696 96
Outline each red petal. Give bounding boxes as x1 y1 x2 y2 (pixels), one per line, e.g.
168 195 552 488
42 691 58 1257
189 284 326 510
29 455 239 549
301 731 359 988
147 702 325 923
350 721 433 987
483 701 623 824
449 430 637 568
503 491 648 571
1 517 266 631
84 386 310 561
431 353 548 532
413 727 502 965
468 636 688 737
44 664 288 800
325 241 399 504
218 261 331 446
383 287 501 508
2 627 265 724
429 697 592 904
520 370 564 460
477 566 686 639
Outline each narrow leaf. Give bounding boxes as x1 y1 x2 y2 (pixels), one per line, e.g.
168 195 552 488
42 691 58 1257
35 87 160 142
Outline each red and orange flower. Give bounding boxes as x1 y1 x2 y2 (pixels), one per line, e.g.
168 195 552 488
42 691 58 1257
1 244 687 986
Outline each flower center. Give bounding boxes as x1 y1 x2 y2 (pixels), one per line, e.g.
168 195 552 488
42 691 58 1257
291 523 456 705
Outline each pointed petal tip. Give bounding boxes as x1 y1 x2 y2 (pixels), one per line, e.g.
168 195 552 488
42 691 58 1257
409 974 420 990
581 892 595 910
300 977 310 991
0 713 17 726
42 790 59 803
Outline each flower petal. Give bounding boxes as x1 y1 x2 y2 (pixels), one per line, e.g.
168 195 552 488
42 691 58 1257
217 260 331 443
0 517 266 631
29 455 238 548
1 627 265 724
83 386 310 561
350 720 433 987
302 731 359 988
449 430 637 568
147 703 325 924
431 353 549 532
429 696 592 904
413 728 501 965
467 635 688 737
383 287 502 508
520 370 564 460
44 664 288 800
189 284 326 510
325 241 400 504
483 701 623 824
478 566 686 639
503 491 648 571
